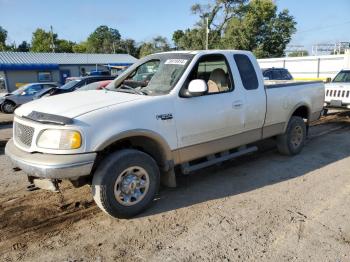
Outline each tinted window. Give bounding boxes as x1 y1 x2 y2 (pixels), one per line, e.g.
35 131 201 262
272 70 282 79
234 54 258 90
263 70 272 79
279 69 292 80
25 84 42 95
333 71 350 83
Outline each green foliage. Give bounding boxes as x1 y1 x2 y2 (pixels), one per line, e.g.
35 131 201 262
85 25 121 53
56 39 75 53
118 39 140 58
72 42 88 53
173 0 296 58
17 41 30 52
139 36 170 57
0 26 8 51
31 28 57 52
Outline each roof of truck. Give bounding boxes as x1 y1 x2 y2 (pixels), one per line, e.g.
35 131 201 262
156 50 253 55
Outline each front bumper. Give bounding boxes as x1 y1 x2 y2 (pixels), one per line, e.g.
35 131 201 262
5 139 96 179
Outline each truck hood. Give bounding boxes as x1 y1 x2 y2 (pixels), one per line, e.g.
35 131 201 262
15 90 145 119
325 82 350 89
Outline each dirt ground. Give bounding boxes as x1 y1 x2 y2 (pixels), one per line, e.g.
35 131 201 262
1 112 350 261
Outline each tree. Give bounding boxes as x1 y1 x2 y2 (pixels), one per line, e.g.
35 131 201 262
17 41 30 52
55 39 75 53
118 38 139 57
222 0 296 58
31 28 57 52
173 0 247 50
139 36 171 57
86 25 121 53
73 42 88 53
288 50 309 57
0 26 8 51
173 0 296 57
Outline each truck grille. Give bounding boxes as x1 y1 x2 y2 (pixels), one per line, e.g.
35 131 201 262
326 89 350 98
14 122 34 147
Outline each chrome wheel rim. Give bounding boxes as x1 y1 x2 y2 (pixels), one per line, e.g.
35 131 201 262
114 166 150 206
291 125 303 149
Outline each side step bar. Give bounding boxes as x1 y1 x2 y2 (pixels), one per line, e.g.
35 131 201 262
181 146 258 174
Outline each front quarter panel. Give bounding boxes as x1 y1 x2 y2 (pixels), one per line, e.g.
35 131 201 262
76 95 178 153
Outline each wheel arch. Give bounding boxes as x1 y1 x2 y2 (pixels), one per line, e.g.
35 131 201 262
94 129 174 172
284 103 311 132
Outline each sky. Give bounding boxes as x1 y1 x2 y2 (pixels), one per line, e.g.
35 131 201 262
0 0 349 52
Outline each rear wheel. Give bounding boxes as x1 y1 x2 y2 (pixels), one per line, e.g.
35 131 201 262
1 100 16 114
92 149 160 218
276 116 306 156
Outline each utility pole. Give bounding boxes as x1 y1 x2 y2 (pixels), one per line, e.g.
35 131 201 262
50 25 55 53
205 16 209 50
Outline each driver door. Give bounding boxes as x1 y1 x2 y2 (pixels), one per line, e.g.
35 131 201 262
174 54 245 162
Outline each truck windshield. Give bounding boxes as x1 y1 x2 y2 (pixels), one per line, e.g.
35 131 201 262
333 71 350 83
106 53 194 95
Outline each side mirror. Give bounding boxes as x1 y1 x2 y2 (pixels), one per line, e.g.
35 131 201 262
326 77 332 83
188 79 208 96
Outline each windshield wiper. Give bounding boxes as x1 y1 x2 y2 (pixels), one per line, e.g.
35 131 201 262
115 84 146 95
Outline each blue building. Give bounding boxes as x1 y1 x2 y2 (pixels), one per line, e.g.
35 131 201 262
0 52 137 92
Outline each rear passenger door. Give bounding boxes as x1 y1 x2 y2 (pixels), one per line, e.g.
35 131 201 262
233 54 266 132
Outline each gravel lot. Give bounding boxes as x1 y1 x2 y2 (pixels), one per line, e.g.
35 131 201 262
1 112 350 261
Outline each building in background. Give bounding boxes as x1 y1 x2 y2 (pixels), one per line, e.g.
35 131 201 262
0 52 137 92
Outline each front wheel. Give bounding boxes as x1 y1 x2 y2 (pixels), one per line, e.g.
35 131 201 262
276 116 306 156
92 149 160 218
1 101 16 114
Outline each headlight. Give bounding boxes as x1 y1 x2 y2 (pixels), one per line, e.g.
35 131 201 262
37 129 82 150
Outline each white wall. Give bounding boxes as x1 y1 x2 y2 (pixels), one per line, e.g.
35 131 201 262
258 50 350 79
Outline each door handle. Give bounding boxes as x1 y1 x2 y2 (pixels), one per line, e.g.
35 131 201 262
232 101 243 109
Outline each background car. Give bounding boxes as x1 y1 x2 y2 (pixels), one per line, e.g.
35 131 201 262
262 68 293 80
77 80 113 91
0 82 59 114
35 75 115 99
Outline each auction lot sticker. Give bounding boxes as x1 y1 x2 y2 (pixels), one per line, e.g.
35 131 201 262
165 59 188 65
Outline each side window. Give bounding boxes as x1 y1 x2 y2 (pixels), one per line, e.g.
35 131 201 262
25 84 42 95
272 70 282 80
234 54 258 90
263 70 272 80
186 54 233 94
280 70 290 80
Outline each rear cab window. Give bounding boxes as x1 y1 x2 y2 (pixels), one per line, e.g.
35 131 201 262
234 54 259 90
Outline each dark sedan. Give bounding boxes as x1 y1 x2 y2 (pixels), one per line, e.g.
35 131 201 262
34 75 116 99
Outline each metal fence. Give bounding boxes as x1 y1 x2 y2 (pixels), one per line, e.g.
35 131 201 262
258 50 350 81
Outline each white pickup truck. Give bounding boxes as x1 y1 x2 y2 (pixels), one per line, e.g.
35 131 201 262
325 69 350 109
5 50 324 218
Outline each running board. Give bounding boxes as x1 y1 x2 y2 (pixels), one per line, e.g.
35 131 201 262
181 146 258 174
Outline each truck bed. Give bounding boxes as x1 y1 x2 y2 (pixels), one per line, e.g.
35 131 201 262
263 80 325 136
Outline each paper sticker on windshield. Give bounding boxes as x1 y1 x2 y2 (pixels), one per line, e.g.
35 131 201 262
165 59 188 65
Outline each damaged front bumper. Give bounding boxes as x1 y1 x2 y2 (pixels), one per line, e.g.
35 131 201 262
5 139 96 180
